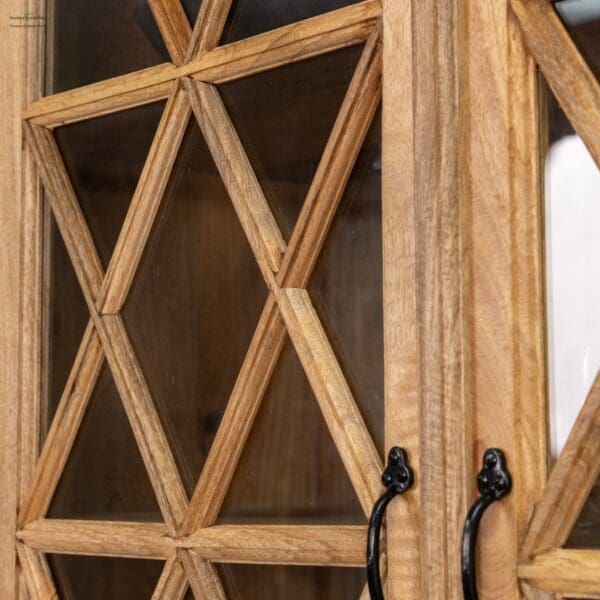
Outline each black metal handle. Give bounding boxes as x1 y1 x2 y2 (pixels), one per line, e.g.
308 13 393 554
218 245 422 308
367 447 414 600
461 448 512 600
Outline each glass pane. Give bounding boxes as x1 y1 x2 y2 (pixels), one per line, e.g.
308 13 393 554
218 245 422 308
48 554 163 599
219 337 364 524
218 46 362 240
122 120 267 496
55 101 166 268
544 80 600 461
566 476 600 548
554 0 600 80
44 215 89 442
50 0 170 93
48 363 161 521
309 107 383 456
181 0 202 25
217 563 366 599
221 0 362 43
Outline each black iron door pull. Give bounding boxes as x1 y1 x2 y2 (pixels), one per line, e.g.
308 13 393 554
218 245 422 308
367 447 414 600
461 448 512 600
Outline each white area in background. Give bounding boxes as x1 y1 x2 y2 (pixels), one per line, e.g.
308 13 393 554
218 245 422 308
546 134 600 458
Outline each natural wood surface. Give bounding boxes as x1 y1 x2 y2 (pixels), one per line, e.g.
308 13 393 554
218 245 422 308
148 0 192 66
518 549 600 597
17 543 58 600
510 0 600 168
152 556 189 600
186 0 233 59
179 551 226 600
521 372 600 558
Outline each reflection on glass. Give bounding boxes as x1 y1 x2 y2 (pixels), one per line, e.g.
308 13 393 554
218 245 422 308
544 81 600 460
219 338 364 524
48 554 163 599
555 0 600 79
55 101 166 268
48 363 162 521
217 563 366 599
44 216 89 443
218 46 362 239
221 0 361 44
50 0 170 93
123 120 267 496
309 107 383 456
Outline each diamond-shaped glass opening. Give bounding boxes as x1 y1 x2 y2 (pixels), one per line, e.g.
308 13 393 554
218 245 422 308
554 0 600 80
48 362 162 521
43 214 89 445
220 0 362 44
308 106 383 457
48 554 164 599
566 475 600 548
218 336 364 524
181 0 203 25
216 563 367 599
55 101 166 269
49 0 170 93
122 118 267 497
218 45 363 240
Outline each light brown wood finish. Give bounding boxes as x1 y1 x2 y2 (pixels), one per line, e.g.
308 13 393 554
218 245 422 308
179 551 226 600
98 86 191 314
152 557 189 600
186 0 233 59
510 0 600 168
148 0 192 66
17 544 58 600
18 324 103 527
518 550 600 597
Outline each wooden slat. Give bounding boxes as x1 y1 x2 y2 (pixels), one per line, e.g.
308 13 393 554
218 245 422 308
518 549 600 597
279 21 382 287
152 557 189 600
184 525 366 566
381 0 421 597
510 0 600 168
95 315 188 534
18 520 173 559
183 79 285 276
186 0 233 59
188 1 380 84
179 551 226 600
180 295 285 533
98 86 191 314
23 123 103 305
521 372 600 558
18 324 103 528
17 544 58 600
148 0 192 65
276 288 383 516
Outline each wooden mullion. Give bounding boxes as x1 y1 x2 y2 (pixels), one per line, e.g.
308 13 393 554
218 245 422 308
521 372 600 558
94 315 188 534
279 22 382 288
180 295 285 534
179 551 226 600
152 556 189 600
16 543 58 600
510 0 600 168
148 0 192 66
183 78 285 277
276 288 383 516
186 0 233 60
98 86 191 314
18 323 103 528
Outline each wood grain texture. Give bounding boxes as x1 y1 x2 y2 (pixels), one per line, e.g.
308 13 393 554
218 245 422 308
98 86 191 314
186 0 233 59
183 78 285 276
17 543 58 600
510 0 600 168
382 0 420 597
180 295 285 533
518 549 600 597
18 520 173 559
277 288 383 517
148 0 192 66
18 324 103 527
279 22 382 288
184 525 365 566
152 556 189 600
521 372 600 558
179 551 226 600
